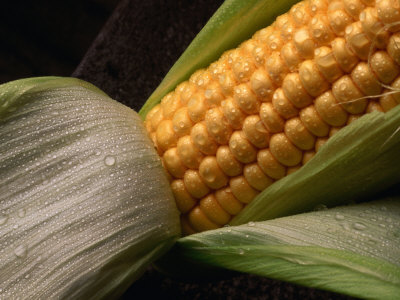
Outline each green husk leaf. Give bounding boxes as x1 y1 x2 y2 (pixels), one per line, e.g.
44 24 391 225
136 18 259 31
0 77 180 299
139 0 300 118
159 199 400 299
231 105 400 225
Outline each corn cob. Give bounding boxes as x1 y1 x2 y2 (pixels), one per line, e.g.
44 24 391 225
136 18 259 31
145 0 400 235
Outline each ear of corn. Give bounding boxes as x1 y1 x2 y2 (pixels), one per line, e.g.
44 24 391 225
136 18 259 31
144 0 400 234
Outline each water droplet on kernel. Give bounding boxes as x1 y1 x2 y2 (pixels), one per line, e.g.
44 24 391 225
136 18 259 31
353 222 367 231
14 244 28 258
18 208 26 218
104 155 116 166
335 213 345 221
0 214 8 225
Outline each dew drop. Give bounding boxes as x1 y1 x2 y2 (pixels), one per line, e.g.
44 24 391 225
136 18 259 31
104 155 116 166
238 248 245 255
0 214 8 225
18 208 26 218
353 222 367 231
14 244 28 258
335 213 345 221
248 221 255 227
94 149 102 156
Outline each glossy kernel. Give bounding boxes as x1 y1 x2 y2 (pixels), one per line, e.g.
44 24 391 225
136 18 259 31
332 75 367 114
229 131 257 163
199 156 229 189
269 133 303 166
243 115 270 148
244 163 274 191
216 145 243 177
259 102 285 133
299 60 330 97
215 187 244 215
284 117 316 150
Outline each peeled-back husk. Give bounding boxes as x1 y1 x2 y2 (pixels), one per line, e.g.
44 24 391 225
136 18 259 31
0 77 180 299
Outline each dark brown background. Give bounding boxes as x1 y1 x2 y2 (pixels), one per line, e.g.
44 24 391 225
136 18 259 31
1 0 356 299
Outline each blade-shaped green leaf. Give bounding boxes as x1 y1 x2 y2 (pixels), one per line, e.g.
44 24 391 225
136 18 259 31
0 77 180 299
231 105 400 225
139 0 300 118
159 199 400 299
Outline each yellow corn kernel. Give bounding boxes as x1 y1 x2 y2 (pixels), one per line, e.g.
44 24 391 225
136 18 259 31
243 115 270 148
178 81 197 105
281 42 303 71
204 81 225 107
302 150 316 164
234 83 260 114
171 180 196 213
188 206 219 232
200 194 231 225
183 170 210 199
216 146 243 176
156 119 177 152
282 73 314 108
199 156 228 189
345 21 372 61
284 117 316 150
315 137 329 151
309 14 335 45
145 0 400 234
351 62 382 96
205 108 232 145
230 176 259 204
160 93 181 119
215 187 244 215
243 163 274 191
366 101 384 112
343 0 366 20
272 88 299 119
181 215 197 236
187 93 209 123
299 60 330 97
287 165 302 175
260 102 285 133
300 105 330 136
221 97 246 129
191 122 218 155
315 91 349 126
250 68 276 101
327 2 353 36
229 131 257 163
331 37 359 72
177 135 203 169
266 51 289 85
329 126 342 136
387 33 400 65
163 148 186 178
369 51 400 84
315 46 344 83
257 149 287 180
379 93 398 112
376 0 400 32
360 7 389 49
270 133 303 166
389 77 400 104
332 75 367 114
173 107 193 137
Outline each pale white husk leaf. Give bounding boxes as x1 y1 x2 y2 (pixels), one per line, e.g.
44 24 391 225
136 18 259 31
0 77 180 299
